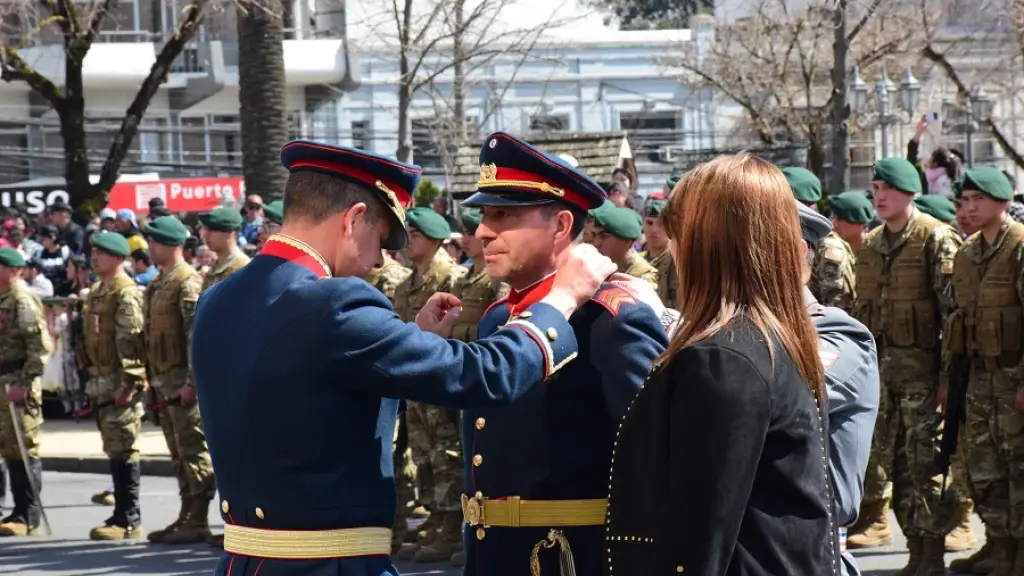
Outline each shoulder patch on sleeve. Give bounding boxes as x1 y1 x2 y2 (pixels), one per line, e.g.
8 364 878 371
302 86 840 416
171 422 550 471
824 246 843 262
819 342 841 370
941 260 954 274
591 284 639 316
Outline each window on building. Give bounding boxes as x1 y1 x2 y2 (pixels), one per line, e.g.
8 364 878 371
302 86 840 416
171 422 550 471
178 116 209 168
209 115 240 169
412 119 442 168
351 120 370 150
139 117 169 165
287 112 304 140
529 114 570 133
620 111 680 157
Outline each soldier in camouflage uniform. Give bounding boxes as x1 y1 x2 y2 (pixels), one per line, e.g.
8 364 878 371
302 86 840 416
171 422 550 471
827 192 875 254
591 205 658 288
365 250 411 303
783 167 857 312
392 208 467 561
197 207 251 549
199 207 251 291
0 248 52 537
641 200 678 307
850 158 962 575
915 195 957 227
414 209 509 566
140 217 214 545
79 232 148 541
944 168 1024 576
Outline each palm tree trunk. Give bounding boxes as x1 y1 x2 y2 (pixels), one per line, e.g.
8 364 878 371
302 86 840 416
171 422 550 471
237 0 289 201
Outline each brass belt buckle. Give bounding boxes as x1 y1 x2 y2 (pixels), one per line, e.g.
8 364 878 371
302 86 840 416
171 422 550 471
462 493 485 526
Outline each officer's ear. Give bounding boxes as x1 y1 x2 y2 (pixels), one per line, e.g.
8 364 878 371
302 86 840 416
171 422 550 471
552 209 576 245
340 202 369 238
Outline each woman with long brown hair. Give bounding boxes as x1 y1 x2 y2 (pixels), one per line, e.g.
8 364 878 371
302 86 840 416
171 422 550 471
604 154 840 575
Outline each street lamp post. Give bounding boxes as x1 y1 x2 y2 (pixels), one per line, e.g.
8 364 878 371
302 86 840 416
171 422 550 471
851 64 921 159
941 89 991 168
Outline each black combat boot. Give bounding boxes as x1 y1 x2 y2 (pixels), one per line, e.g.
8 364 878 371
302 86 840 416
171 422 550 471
90 459 143 540
24 459 43 532
0 458 8 512
0 459 30 536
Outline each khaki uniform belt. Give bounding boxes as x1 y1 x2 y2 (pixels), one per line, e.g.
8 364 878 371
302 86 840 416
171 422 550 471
461 494 607 528
223 524 392 559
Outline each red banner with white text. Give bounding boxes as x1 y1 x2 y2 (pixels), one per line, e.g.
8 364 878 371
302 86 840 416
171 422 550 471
105 177 246 213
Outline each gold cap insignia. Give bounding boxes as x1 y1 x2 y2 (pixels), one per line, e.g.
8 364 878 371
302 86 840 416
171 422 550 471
376 180 406 223
479 163 498 184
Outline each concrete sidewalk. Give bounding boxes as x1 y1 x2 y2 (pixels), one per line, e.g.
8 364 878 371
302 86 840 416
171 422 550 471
37 419 175 477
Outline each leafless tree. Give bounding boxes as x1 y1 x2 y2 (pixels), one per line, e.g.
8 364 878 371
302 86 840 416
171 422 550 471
670 0 920 177
917 0 1024 170
0 0 220 213
351 0 578 164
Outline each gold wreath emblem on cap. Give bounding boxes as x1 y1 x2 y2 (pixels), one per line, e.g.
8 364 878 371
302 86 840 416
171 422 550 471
479 163 498 184
375 180 406 223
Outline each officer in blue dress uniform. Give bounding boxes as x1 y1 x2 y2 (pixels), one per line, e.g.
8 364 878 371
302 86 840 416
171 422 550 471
192 140 618 576
797 202 881 576
459 132 668 576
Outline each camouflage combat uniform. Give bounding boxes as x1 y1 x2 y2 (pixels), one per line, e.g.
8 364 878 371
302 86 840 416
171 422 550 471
851 209 961 570
0 279 51 536
80 271 147 539
620 252 658 290
364 252 412 304
946 219 1024 573
410 261 508 563
392 248 466 560
812 231 857 313
143 262 213 544
202 249 250 292
647 249 678 308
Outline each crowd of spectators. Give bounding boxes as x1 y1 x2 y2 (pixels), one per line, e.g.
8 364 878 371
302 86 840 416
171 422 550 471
0 193 270 300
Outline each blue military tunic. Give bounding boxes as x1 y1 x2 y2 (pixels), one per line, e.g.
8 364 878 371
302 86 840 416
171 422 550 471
192 235 580 576
461 277 667 576
806 287 880 576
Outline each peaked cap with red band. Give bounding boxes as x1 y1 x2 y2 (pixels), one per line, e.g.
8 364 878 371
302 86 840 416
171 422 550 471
463 131 607 212
280 140 421 250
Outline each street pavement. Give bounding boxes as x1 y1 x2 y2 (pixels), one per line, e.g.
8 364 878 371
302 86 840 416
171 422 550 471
0 471 986 576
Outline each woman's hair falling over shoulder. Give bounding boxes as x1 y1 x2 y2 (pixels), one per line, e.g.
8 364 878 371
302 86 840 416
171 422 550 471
659 153 825 401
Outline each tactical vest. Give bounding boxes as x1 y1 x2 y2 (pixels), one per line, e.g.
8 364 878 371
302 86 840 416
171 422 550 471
854 214 942 349
393 251 463 323
451 269 506 342
203 251 250 292
951 222 1024 368
146 264 199 374
83 272 137 374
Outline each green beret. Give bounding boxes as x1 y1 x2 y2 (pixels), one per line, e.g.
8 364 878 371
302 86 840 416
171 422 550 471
199 206 244 232
827 192 875 224
592 206 643 240
953 180 965 199
0 247 25 268
962 166 1013 201
872 157 922 194
143 216 189 247
665 174 682 190
588 201 612 217
644 200 667 217
406 207 451 240
913 195 956 223
263 200 283 225
92 231 130 257
461 209 482 234
783 167 823 203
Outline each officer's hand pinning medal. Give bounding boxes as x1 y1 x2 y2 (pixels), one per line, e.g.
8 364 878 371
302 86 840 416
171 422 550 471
416 292 463 338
